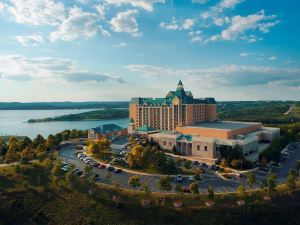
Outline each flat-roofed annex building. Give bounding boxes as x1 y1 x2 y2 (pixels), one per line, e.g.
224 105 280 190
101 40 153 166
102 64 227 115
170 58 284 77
129 80 217 131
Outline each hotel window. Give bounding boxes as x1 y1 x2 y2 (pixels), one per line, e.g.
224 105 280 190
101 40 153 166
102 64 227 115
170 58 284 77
204 146 207 151
197 145 200 150
163 141 166 145
169 142 172 146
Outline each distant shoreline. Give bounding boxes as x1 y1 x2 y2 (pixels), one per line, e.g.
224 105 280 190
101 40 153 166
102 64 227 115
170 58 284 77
27 108 129 123
0 101 130 110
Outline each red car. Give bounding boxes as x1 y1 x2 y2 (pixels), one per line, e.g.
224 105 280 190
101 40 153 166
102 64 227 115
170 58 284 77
98 164 106 169
182 187 191 193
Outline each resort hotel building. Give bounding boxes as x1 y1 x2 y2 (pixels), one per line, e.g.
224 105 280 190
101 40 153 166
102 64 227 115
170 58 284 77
128 81 280 164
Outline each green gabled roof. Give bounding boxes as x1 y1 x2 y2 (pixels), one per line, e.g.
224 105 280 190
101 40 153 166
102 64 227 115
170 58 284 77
178 80 183 86
129 118 134 123
130 81 216 106
91 124 124 134
136 125 155 132
177 134 192 142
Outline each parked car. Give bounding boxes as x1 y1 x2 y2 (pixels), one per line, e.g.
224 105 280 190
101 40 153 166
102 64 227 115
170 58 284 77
99 164 106 169
188 175 195 182
76 171 83 176
176 174 183 182
107 166 115 172
114 168 122 173
61 165 68 172
182 187 191 193
212 165 220 171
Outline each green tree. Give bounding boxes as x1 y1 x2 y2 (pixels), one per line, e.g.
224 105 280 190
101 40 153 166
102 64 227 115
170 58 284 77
8 137 19 151
62 130 70 141
128 175 141 188
89 143 101 155
32 134 46 149
142 182 151 196
36 144 47 162
70 129 77 139
65 168 77 187
51 159 62 176
0 138 7 156
297 160 300 174
165 157 177 174
183 160 192 170
84 165 93 178
96 138 110 152
20 147 35 163
207 185 214 200
47 134 56 150
236 184 246 198
54 133 63 145
287 169 297 190
20 137 32 151
266 173 277 196
157 176 172 192
189 182 199 194
5 144 20 164
246 172 256 191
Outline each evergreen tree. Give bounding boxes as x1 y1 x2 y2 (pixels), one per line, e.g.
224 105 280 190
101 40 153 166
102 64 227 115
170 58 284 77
5 145 20 164
32 134 46 149
287 169 297 190
189 182 199 194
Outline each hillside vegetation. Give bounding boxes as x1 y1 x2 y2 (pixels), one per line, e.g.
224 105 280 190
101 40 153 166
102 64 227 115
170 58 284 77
218 101 300 124
27 109 129 123
1 161 300 225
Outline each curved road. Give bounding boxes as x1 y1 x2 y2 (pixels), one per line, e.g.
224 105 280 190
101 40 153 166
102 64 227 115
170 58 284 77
59 145 246 193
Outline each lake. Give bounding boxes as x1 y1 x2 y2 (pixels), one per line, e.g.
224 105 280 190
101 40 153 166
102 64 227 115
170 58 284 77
0 109 129 139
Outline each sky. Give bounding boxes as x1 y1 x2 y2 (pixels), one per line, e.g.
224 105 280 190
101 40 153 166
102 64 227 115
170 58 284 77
0 0 300 102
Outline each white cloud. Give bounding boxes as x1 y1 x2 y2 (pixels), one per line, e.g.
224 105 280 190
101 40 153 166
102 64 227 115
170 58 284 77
15 34 44 46
213 17 225 26
160 17 195 30
268 56 277 61
6 0 65 26
125 64 300 88
239 52 255 57
190 36 203 43
109 9 142 37
182 19 195 30
113 42 126 48
95 3 106 20
0 2 5 11
105 0 165 12
201 12 210 19
76 0 89 4
192 0 209 4
160 17 179 30
0 54 124 83
219 0 244 10
50 7 110 41
189 30 202 43
220 10 279 41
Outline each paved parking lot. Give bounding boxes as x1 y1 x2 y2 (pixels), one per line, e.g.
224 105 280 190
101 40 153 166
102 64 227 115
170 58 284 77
59 145 242 193
59 142 300 193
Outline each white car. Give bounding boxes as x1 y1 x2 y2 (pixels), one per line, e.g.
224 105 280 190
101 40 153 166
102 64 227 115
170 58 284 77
176 174 183 182
61 165 68 171
188 175 195 182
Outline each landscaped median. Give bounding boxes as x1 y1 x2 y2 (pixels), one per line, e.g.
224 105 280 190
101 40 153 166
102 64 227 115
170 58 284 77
83 151 195 177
